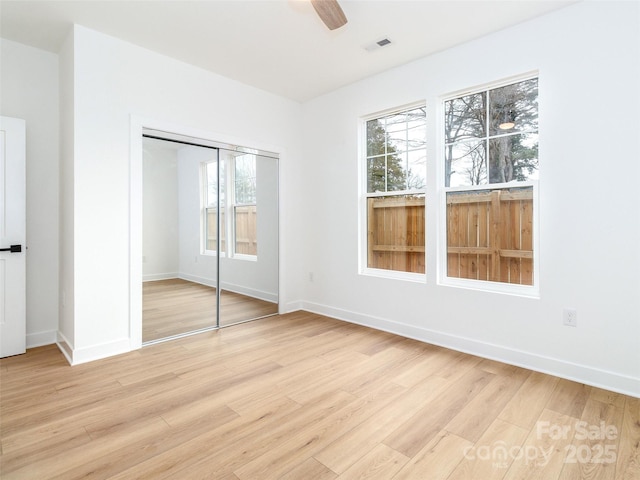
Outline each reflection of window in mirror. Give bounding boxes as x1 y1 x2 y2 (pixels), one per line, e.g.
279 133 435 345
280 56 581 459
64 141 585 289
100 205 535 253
202 154 257 259
233 155 257 257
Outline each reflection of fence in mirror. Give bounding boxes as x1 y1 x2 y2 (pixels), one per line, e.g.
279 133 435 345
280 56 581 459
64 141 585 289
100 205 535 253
234 206 257 255
205 207 257 255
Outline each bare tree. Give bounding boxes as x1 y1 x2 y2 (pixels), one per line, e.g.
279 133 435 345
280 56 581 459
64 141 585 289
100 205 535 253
445 78 538 187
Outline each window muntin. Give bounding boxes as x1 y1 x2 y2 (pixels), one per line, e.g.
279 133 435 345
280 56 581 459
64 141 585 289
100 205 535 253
364 105 426 275
442 77 538 290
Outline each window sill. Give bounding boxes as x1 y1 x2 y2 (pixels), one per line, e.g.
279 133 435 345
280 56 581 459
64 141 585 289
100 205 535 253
233 254 257 262
438 276 539 299
360 267 426 284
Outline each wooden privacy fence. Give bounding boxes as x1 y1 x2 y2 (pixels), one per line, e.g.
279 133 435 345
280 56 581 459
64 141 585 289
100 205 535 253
368 196 426 274
447 188 533 285
206 205 257 255
367 187 533 285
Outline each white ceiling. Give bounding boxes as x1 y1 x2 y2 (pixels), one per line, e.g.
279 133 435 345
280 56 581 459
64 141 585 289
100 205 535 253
0 0 575 102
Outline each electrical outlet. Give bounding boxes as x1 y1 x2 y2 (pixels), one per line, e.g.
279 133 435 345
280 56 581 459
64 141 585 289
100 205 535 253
563 308 577 327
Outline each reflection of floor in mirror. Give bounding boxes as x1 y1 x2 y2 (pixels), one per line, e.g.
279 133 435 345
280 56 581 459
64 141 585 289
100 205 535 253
143 278 278 342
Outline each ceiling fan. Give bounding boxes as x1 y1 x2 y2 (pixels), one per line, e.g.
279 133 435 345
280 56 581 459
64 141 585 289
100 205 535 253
310 0 348 30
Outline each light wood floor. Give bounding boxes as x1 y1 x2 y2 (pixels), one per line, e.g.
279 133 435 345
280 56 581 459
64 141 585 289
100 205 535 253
1 312 638 479
143 278 278 342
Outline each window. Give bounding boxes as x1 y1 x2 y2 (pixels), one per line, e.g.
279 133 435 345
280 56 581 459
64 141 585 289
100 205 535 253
203 153 257 258
442 76 538 290
363 105 427 275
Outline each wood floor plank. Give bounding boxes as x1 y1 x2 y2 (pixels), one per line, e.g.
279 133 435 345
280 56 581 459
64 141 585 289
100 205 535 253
3 416 171 479
0 426 92 473
448 418 529 480
392 345 460 388
503 408 582 480
280 458 338 480
392 430 472 480
335 444 408 479
615 396 640 480
383 365 495 458
108 395 308 480
445 364 529 443
590 386 627 409
558 397 623 480
1 311 637 480
313 374 449 474
164 390 357 480
546 378 591 418
234 382 406 479
499 371 560 429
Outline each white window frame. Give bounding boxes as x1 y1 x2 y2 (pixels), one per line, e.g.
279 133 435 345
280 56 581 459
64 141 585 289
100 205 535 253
359 101 427 282
437 73 540 297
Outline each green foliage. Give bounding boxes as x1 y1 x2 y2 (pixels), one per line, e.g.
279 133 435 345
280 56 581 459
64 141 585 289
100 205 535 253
366 119 407 192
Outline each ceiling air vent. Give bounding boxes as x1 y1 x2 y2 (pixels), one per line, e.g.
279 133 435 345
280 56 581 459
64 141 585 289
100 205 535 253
364 38 392 52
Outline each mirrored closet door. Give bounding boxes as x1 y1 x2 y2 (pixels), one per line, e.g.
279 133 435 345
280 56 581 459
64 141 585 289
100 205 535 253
141 132 278 344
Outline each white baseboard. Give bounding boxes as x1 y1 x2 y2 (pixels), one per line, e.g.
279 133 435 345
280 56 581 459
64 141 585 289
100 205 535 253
300 301 640 398
178 273 216 288
56 331 74 365
27 330 57 348
282 300 304 314
179 273 278 303
143 272 178 282
56 331 131 366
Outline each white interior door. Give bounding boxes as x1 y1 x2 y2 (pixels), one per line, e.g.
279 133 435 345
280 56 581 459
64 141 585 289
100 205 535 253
0 116 26 358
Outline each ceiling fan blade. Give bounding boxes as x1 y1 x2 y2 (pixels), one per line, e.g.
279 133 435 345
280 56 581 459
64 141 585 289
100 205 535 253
311 0 347 30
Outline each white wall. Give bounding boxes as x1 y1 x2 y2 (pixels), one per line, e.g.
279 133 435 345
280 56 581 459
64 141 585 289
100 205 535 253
142 139 179 280
62 25 302 362
0 38 59 347
58 29 75 353
297 1 640 396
